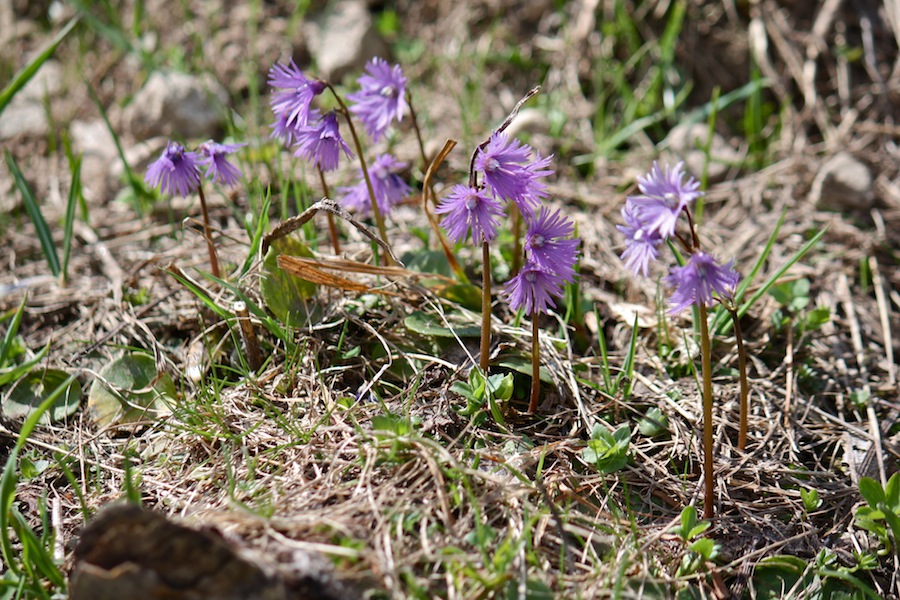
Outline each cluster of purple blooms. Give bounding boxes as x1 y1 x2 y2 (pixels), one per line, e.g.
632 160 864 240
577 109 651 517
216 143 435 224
436 132 580 316
145 140 244 196
618 162 739 313
267 57 410 216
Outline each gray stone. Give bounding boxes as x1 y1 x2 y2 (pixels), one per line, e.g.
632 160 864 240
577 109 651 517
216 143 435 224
504 108 550 139
305 0 388 81
70 119 118 201
0 103 47 139
664 122 742 182
123 71 229 140
810 152 874 212
0 59 65 140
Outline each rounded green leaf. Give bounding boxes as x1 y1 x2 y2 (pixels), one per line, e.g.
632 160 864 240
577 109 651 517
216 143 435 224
260 237 320 327
87 353 175 428
2 368 81 423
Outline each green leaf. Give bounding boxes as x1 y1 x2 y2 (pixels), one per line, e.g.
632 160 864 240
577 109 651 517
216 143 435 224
637 406 669 437
803 306 831 331
688 538 719 561
885 472 900 512
486 373 514 402
582 424 631 473
404 311 480 338
260 237 320 327
2 368 81 423
87 353 176 427
5 151 60 277
0 296 27 368
859 477 886 509
496 356 552 384
400 248 453 278
0 17 78 116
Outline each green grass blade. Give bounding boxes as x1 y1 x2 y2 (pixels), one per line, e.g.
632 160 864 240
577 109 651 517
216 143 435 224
60 154 82 285
5 151 60 277
0 296 27 368
10 509 65 588
0 373 77 577
617 314 640 399
0 17 79 116
732 227 827 327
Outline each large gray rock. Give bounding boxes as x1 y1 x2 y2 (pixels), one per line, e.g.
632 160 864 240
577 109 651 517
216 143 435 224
305 0 388 81
810 152 874 212
123 71 229 140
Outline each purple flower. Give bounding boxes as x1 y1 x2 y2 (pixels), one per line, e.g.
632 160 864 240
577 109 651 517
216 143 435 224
627 161 702 240
505 261 568 316
435 185 505 244
524 207 580 278
198 140 245 186
475 132 550 213
347 58 408 142
666 252 739 314
617 204 663 278
268 60 326 131
145 141 201 196
339 154 411 217
269 110 302 146
292 111 353 172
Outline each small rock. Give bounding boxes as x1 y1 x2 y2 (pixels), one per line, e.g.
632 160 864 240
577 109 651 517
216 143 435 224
504 108 550 139
70 119 118 201
17 59 64 101
305 0 388 81
0 59 65 140
0 104 47 139
71 119 116 158
810 152 874 212
664 122 742 182
123 71 229 140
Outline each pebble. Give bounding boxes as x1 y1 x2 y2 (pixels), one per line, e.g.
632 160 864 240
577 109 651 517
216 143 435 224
305 0 388 81
663 122 742 182
810 152 874 212
122 71 229 140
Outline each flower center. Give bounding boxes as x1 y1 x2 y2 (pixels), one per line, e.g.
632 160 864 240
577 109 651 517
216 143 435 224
525 271 537 283
531 234 545 247
465 196 479 211
663 191 679 208
484 157 500 173
380 85 397 99
633 229 644 242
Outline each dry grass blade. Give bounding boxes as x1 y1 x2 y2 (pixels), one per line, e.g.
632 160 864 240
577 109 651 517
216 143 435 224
276 255 402 296
262 198 401 265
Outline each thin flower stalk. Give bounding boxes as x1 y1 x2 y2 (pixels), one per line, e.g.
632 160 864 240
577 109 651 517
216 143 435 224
699 303 715 519
731 307 751 451
196 183 220 279
316 166 341 254
480 241 491 372
328 85 391 262
529 316 540 413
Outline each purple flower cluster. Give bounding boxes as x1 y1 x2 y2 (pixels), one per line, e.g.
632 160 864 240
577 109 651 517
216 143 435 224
435 131 579 316
506 207 579 315
619 161 738 313
145 140 244 196
267 57 411 218
436 132 553 245
268 61 354 173
347 58 408 142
